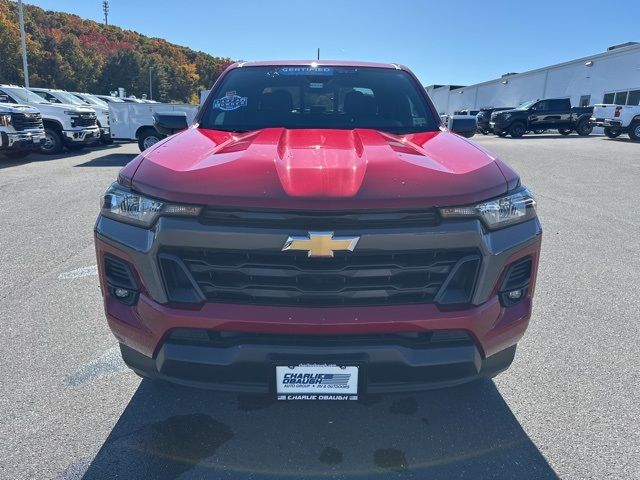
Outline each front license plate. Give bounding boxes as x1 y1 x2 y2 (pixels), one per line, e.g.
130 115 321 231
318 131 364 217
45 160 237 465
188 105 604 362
276 364 359 401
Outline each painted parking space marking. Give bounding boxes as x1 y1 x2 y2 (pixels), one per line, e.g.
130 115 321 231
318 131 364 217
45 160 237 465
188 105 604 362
58 265 98 279
65 345 129 386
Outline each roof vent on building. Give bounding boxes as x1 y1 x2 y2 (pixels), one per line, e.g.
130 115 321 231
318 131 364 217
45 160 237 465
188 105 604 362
607 42 639 51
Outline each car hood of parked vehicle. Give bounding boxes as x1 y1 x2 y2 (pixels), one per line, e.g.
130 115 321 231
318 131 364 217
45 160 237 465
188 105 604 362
38 103 96 114
124 127 518 209
0 103 40 114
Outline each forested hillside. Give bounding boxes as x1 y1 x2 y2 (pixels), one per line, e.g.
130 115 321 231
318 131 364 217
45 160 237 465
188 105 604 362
0 0 234 103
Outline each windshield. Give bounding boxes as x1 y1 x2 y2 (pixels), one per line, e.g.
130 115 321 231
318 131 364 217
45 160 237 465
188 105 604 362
516 100 537 110
78 94 109 108
3 86 49 104
99 96 124 103
199 66 439 134
52 91 87 106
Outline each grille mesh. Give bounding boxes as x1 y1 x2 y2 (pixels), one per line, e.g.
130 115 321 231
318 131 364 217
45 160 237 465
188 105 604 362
161 248 479 307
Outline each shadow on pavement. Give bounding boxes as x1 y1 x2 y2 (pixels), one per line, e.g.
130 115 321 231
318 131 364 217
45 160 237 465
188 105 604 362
495 134 600 140
0 152 60 170
75 153 137 167
81 379 558 480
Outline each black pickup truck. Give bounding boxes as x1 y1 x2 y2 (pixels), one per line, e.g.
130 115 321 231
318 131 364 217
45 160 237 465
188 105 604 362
491 98 593 138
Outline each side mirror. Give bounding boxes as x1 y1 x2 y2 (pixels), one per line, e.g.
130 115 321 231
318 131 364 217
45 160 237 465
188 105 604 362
153 112 188 135
447 115 477 139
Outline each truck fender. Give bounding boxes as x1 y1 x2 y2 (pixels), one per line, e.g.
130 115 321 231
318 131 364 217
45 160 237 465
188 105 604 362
42 118 64 132
135 125 156 139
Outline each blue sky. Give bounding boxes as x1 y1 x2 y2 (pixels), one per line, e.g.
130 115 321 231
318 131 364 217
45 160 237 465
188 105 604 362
22 0 640 86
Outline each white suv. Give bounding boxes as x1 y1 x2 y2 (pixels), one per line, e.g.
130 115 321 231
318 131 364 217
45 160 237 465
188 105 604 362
0 85 100 154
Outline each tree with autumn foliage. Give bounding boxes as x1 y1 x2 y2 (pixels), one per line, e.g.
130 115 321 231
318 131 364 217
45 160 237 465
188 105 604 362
0 0 234 103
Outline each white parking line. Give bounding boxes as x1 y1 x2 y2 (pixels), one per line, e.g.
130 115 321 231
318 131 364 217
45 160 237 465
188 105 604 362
58 265 98 279
65 345 129 387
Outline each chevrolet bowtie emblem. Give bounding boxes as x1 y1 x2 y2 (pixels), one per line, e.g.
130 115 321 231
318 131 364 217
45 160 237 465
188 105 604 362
282 231 360 258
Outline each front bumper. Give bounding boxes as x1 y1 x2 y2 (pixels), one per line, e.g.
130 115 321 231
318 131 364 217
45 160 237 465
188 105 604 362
0 130 45 150
95 214 542 392
62 127 101 144
490 120 510 132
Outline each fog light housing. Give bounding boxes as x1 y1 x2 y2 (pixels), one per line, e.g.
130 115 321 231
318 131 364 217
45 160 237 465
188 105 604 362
113 288 131 299
507 289 523 300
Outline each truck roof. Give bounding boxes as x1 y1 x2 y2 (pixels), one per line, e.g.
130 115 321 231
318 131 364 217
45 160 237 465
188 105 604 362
231 60 405 70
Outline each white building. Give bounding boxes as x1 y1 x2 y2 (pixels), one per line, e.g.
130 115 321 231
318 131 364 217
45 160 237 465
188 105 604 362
426 42 640 115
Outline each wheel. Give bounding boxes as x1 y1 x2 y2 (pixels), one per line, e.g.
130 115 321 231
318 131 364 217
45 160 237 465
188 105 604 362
40 128 63 154
100 134 114 145
138 128 164 152
558 128 572 136
2 150 30 159
576 118 593 136
496 130 508 137
508 122 526 138
629 120 640 142
603 127 621 139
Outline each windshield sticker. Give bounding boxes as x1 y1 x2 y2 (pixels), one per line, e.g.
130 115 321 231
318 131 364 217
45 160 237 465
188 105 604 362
279 67 334 76
213 91 248 111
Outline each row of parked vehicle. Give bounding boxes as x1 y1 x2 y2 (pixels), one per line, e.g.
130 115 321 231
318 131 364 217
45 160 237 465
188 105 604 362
0 84 161 159
454 98 640 141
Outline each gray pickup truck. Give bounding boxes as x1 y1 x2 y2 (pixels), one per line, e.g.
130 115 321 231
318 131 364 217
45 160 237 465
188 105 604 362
490 98 594 138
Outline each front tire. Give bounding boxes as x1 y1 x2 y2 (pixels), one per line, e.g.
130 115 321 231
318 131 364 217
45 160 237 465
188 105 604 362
496 130 508 137
101 134 114 145
40 128 63 154
138 128 164 152
604 127 621 139
558 128 572 136
629 120 640 142
576 119 593 136
509 122 526 138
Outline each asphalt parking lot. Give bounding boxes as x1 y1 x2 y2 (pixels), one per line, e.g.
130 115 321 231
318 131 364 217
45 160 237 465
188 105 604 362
1 134 639 480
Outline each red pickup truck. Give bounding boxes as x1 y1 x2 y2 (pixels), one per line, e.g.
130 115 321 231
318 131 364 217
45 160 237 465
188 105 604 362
95 61 541 400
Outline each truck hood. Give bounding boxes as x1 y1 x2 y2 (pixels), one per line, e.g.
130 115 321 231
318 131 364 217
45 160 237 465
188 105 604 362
37 103 95 114
130 128 511 209
0 103 40 114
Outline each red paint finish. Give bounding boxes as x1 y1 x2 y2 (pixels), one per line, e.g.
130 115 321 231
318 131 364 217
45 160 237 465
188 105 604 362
131 127 509 209
95 235 541 361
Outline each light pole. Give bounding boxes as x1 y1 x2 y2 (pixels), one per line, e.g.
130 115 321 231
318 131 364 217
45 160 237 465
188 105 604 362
17 0 29 87
149 66 153 101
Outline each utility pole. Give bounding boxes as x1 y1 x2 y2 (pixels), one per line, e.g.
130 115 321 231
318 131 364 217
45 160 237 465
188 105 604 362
17 0 29 87
149 66 153 101
103 0 109 25
317 48 320 61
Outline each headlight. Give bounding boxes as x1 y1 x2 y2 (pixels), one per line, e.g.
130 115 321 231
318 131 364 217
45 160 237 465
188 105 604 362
440 187 536 230
502 113 512 120
64 110 78 116
101 183 201 227
0 114 11 126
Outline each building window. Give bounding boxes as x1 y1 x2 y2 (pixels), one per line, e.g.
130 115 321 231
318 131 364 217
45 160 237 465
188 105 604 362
579 95 591 107
627 90 640 106
603 93 615 103
614 91 629 105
